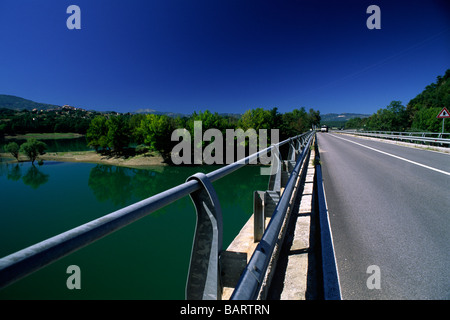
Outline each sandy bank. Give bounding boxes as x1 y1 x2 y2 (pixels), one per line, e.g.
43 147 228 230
0 150 167 168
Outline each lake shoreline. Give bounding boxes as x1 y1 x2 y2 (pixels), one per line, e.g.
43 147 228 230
3 132 85 140
0 150 167 168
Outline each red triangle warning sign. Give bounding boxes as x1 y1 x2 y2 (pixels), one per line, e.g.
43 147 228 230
437 107 450 119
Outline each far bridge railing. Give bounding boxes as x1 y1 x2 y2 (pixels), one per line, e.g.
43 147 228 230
338 130 450 146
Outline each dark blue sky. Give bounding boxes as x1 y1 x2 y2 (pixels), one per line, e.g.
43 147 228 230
0 0 449 115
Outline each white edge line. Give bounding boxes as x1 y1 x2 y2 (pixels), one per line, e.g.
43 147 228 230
320 178 343 299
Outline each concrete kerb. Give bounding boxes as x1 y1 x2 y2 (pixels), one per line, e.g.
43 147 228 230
278 148 316 300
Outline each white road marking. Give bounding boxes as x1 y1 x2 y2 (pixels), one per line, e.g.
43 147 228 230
329 134 450 176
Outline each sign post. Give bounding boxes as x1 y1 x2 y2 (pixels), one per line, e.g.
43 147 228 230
437 107 450 134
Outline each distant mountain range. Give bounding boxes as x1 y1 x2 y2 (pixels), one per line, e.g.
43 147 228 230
134 108 243 119
0 94 370 123
321 113 370 122
134 108 187 118
320 112 370 128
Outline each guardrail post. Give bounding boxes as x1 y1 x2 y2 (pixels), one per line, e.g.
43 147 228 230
285 160 296 174
253 191 265 242
288 139 296 161
253 190 280 242
185 173 223 300
264 191 280 218
294 137 302 160
268 146 282 193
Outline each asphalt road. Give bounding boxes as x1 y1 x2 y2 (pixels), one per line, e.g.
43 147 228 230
317 132 450 300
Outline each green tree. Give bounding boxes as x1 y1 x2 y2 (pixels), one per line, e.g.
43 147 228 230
106 115 132 152
281 107 310 139
86 116 108 151
238 108 272 131
308 108 321 128
365 101 407 131
268 107 282 129
4 142 20 161
411 107 447 132
19 138 47 165
386 100 407 131
129 114 146 144
187 110 228 134
138 114 175 161
345 117 364 129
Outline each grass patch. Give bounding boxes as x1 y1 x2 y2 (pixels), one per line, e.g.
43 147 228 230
5 133 84 140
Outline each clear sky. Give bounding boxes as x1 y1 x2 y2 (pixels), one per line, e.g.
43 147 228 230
0 0 449 115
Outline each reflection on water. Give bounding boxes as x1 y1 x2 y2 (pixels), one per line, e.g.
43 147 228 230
3 163 49 189
0 160 269 299
88 165 134 206
86 164 268 212
6 164 22 181
21 166 49 189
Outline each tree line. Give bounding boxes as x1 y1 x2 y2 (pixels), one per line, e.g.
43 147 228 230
0 108 102 135
345 69 450 132
86 107 321 163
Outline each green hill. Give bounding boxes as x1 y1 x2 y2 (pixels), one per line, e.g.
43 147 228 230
345 69 450 132
0 94 61 111
407 69 450 132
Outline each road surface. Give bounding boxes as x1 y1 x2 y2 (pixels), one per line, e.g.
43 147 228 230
317 132 450 299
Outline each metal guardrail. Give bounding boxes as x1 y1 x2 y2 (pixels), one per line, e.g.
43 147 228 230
230 131 314 300
340 130 450 145
0 129 315 300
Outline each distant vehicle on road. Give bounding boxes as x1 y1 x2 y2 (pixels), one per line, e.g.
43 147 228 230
321 125 328 132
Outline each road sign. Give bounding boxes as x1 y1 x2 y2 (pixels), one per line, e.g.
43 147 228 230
437 107 449 134
437 107 450 119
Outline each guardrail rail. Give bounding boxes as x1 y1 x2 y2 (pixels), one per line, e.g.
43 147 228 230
340 130 450 146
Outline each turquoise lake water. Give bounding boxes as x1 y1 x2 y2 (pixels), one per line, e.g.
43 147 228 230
0 158 269 299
